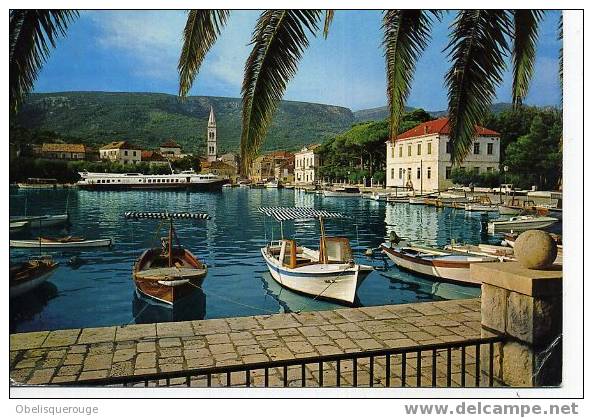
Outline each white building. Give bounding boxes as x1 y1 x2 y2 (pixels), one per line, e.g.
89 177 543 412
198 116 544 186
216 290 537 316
294 144 320 184
385 117 500 192
159 139 183 158
99 141 141 164
207 106 217 162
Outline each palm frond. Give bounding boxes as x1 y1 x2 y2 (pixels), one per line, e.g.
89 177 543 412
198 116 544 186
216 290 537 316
382 10 440 139
512 10 544 107
323 10 334 38
178 10 230 98
9 10 78 112
240 10 323 175
444 10 512 164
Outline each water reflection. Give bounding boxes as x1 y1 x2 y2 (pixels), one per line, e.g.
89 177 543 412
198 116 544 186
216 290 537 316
132 288 207 324
10 282 59 333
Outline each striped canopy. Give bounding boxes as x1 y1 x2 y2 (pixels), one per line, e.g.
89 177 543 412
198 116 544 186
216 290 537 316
258 207 347 222
124 211 210 220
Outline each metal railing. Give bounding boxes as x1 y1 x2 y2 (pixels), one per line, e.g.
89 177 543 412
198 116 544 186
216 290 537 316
56 336 503 388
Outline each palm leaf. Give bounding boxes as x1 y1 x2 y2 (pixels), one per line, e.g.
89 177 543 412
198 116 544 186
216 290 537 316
9 10 78 112
323 10 334 38
444 10 512 164
383 10 440 139
240 10 323 175
512 10 544 107
178 10 230 98
558 13 563 101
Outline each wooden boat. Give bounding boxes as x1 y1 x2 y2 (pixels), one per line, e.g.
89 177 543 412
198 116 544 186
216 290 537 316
10 214 69 228
10 257 59 298
445 243 515 261
387 195 410 204
322 187 361 197
259 207 373 304
408 197 425 205
126 211 209 305
16 178 60 189
369 192 389 201
10 236 113 249
487 215 558 234
381 244 498 286
498 198 537 216
464 196 499 212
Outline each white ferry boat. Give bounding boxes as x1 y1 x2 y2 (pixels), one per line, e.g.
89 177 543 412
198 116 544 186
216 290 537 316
76 170 226 191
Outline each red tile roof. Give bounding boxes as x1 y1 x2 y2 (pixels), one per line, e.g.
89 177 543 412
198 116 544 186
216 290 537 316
141 150 168 161
395 117 500 141
160 139 180 148
42 143 86 153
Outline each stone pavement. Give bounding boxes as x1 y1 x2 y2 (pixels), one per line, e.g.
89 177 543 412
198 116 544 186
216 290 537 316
10 298 489 387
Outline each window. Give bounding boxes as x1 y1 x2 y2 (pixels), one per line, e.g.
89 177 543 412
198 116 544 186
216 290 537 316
487 143 494 155
427 142 432 155
124 150 128 156
446 166 452 179
427 167 431 179
473 167 480 174
473 142 480 155
391 168 394 179
391 147 394 159
487 167 493 173
446 141 452 154
399 146 403 157
133 151 137 157
417 143 421 155
416 167 421 179
399 168 403 179
408 145 412 156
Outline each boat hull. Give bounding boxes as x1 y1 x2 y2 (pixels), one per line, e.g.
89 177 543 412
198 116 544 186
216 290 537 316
133 248 207 305
381 245 491 286
78 180 225 192
322 191 360 198
261 248 370 304
10 238 113 249
10 260 59 298
10 214 69 228
487 217 558 233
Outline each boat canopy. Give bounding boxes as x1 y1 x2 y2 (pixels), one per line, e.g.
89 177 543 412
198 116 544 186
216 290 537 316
258 207 347 222
124 211 211 220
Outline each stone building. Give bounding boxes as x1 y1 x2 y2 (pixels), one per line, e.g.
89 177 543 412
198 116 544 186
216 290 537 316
159 139 183 159
99 141 141 164
201 160 236 178
385 117 500 192
141 150 169 167
41 143 88 161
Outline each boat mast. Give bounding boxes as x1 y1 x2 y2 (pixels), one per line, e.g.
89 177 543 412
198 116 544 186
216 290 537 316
168 218 173 267
319 215 327 264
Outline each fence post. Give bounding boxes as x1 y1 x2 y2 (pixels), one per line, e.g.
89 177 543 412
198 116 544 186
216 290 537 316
471 262 562 387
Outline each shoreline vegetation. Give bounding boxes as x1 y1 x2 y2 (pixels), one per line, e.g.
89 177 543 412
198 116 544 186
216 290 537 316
10 103 561 190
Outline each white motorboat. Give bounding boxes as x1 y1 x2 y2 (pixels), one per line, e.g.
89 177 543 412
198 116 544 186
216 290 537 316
10 214 69 228
322 187 361 198
370 192 389 201
381 244 498 286
408 197 425 205
10 256 59 298
487 215 558 234
10 237 114 249
77 170 226 191
259 207 373 304
444 243 515 261
264 180 282 189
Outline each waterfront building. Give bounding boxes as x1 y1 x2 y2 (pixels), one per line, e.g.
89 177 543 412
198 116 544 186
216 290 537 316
141 150 169 166
41 143 88 161
201 160 236 178
250 151 294 182
294 144 320 184
207 106 217 162
99 141 142 164
159 139 183 158
220 152 239 170
385 117 500 192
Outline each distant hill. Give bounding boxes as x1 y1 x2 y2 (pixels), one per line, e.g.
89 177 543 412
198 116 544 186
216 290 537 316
354 102 515 121
12 92 355 154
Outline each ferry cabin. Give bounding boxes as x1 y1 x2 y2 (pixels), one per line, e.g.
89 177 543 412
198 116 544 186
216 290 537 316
385 117 500 192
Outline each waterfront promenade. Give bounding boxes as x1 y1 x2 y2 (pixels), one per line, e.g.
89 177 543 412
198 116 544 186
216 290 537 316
10 298 491 387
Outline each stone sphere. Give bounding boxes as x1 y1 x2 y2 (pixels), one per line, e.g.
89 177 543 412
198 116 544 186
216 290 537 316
514 230 558 269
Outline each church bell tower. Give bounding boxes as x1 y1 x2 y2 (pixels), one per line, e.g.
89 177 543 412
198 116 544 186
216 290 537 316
207 106 217 162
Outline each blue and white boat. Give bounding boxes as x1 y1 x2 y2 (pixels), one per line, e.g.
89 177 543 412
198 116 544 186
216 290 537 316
259 207 373 305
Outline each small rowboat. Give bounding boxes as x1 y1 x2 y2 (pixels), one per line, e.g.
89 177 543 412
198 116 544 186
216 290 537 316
487 215 558 234
10 220 29 232
10 214 69 228
126 211 210 305
10 257 59 298
10 237 113 249
381 244 498 285
322 187 361 198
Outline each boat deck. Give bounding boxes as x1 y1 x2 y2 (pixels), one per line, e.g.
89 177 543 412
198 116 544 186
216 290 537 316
10 298 486 387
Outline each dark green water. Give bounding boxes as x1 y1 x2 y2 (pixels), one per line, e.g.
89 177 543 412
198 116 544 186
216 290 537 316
9 188 500 333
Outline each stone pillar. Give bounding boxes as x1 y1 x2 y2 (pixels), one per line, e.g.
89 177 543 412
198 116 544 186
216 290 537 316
471 262 562 387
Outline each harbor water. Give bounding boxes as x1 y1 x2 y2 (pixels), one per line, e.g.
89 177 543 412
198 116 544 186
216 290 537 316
9 188 508 333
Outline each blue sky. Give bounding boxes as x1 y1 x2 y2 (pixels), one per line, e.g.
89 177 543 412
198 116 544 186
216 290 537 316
34 10 562 111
